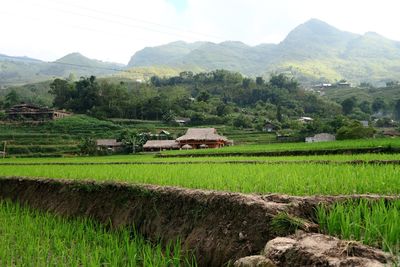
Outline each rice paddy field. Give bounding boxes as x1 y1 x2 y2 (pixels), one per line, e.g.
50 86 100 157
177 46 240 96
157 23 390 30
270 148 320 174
0 200 195 267
159 138 400 156
1 138 400 263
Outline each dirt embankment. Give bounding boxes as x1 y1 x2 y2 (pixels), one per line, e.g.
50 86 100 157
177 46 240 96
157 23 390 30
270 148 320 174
0 177 397 266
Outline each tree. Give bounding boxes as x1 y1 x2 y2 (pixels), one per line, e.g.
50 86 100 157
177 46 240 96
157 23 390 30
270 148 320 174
197 91 211 102
359 100 371 114
49 78 74 109
4 89 20 108
372 98 386 114
336 121 375 140
78 137 97 155
341 97 356 115
394 99 400 120
256 77 264 86
233 114 252 128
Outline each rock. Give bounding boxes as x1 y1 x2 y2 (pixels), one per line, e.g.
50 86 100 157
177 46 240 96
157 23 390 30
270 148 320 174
234 255 276 267
263 232 394 267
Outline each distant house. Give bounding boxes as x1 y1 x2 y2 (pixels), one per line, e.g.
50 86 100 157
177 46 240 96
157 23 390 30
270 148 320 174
174 117 191 126
176 128 229 149
298 117 314 123
263 121 278 133
149 130 171 140
96 139 124 152
6 103 71 121
336 82 351 88
305 133 336 143
382 129 400 137
143 140 180 151
360 121 369 127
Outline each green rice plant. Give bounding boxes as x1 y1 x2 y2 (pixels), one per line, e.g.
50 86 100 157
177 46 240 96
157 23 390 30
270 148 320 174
0 163 399 195
317 199 400 255
3 152 400 164
0 200 196 266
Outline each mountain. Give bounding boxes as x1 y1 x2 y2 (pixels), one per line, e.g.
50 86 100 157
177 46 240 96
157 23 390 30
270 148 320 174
3 19 400 86
128 19 400 85
0 53 124 87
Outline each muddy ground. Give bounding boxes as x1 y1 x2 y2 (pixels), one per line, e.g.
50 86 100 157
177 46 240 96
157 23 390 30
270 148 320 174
0 177 397 266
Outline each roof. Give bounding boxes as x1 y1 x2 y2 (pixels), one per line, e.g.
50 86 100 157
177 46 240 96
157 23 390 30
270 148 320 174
143 140 180 149
96 139 123 147
176 128 228 142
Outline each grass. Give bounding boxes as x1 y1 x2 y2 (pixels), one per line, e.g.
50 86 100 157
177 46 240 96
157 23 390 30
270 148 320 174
0 200 195 266
2 152 400 164
317 199 400 255
0 163 399 195
160 138 400 156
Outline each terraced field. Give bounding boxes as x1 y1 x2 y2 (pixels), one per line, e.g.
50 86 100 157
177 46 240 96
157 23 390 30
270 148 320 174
1 138 399 265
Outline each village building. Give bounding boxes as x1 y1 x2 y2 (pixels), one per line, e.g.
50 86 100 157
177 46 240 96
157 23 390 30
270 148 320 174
142 128 231 151
5 103 70 121
263 120 279 133
298 116 314 123
96 139 124 152
174 117 191 126
176 128 229 149
143 140 180 151
305 133 336 143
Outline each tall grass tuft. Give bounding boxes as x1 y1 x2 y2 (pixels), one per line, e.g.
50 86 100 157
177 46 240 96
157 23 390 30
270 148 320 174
317 199 400 256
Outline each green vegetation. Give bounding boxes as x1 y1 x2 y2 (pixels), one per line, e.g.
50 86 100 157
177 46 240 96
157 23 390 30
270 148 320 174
317 199 400 255
161 138 400 156
0 200 195 266
0 163 399 195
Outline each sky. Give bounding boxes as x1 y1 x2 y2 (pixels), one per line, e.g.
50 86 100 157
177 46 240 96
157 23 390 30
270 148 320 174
1 0 400 64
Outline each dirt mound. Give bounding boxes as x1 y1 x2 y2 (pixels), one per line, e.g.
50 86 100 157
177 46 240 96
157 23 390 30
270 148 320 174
0 177 397 266
235 232 394 267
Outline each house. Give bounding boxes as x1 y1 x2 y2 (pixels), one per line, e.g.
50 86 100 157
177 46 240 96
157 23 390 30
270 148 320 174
176 128 229 149
6 103 70 121
263 121 279 132
298 117 314 123
143 140 180 151
96 139 124 152
305 133 336 143
174 117 191 126
360 121 369 127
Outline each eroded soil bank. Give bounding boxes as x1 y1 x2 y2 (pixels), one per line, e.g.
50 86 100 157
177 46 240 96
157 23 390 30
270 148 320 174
0 177 396 266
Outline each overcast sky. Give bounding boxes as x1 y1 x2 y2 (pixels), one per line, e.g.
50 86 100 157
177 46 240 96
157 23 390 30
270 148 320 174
1 0 399 64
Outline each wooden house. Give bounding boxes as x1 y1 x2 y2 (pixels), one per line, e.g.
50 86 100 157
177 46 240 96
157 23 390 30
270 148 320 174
96 139 124 152
143 140 180 151
176 128 228 149
6 103 70 121
305 133 336 143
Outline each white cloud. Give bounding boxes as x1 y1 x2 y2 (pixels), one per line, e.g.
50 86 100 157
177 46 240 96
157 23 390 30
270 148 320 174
1 0 399 64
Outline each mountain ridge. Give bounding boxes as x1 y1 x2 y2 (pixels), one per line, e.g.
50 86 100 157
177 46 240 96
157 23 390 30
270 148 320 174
2 19 400 86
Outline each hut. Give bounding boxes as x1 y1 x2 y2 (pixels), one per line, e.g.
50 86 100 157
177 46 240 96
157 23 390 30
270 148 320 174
6 103 70 121
143 140 180 151
305 133 336 143
181 144 193 150
176 128 228 149
96 139 124 152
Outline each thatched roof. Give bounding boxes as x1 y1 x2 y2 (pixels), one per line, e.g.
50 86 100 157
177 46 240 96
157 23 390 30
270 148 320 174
176 128 228 142
143 140 180 149
181 144 193 149
96 139 123 147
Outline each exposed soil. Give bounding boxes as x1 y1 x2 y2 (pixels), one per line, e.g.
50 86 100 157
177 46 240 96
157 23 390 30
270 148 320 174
235 232 394 266
0 177 397 266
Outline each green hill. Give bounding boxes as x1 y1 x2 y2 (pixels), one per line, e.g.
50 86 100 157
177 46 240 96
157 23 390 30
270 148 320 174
3 19 400 86
128 19 400 85
0 53 123 87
